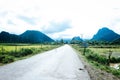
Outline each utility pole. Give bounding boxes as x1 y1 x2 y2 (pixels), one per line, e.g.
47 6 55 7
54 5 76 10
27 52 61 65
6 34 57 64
107 50 112 66
83 42 88 55
81 34 88 55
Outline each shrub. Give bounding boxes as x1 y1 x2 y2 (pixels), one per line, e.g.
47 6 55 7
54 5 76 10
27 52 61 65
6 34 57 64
9 51 19 57
110 68 120 77
2 55 14 63
110 57 118 63
0 54 4 63
0 55 14 63
85 49 107 65
9 48 33 57
20 48 33 56
110 57 120 63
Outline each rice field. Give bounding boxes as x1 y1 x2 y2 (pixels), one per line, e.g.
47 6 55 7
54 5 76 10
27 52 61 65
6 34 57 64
0 43 55 52
88 47 120 58
0 43 60 64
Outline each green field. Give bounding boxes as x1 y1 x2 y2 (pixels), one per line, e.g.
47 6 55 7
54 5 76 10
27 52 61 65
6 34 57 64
0 44 52 52
0 43 60 64
88 47 120 57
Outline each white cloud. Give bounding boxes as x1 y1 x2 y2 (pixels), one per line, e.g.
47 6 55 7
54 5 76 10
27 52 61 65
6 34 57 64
0 0 120 39
42 20 71 34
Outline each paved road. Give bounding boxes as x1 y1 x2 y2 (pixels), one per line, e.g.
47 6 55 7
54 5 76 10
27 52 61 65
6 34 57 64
0 45 90 80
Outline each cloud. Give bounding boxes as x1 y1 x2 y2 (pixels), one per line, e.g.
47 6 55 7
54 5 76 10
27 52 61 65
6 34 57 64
0 11 8 17
7 20 15 25
18 15 36 25
42 21 71 34
109 18 120 34
0 0 120 39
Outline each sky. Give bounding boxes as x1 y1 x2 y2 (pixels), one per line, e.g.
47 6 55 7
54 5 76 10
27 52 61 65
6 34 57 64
0 0 120 39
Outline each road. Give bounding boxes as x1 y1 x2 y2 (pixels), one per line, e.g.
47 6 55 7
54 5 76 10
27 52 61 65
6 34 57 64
0 45 90 80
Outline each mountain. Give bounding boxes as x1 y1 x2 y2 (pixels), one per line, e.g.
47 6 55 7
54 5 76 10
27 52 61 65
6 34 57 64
0 30 54 43
63 39 71 43
0 31 20 43
71 36 83 44
91 27 120 42
20 30 54 43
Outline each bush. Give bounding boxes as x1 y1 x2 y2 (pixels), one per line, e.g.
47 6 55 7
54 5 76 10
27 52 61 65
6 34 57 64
110 57 118 63
0 55 4 63
85 49 108 65
20 48 33 56
0 55 14 63
9 51 18 57
9 48 33 57
110 57 120 63
110 68 120 77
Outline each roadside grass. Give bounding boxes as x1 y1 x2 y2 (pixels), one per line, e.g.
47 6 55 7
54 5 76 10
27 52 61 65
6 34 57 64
0 44 47 52
0 43 61 64
71 44 120 78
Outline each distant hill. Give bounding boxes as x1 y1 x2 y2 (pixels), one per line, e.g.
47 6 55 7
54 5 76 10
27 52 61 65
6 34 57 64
20 30 54 43
62 39 71 43
0 31 20 43
111 37 120 44
91 27 120 42
71 36 83 44
0 30 54 43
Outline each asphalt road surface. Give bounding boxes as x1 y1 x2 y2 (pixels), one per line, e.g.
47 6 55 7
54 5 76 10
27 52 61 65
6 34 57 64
0 45 90 80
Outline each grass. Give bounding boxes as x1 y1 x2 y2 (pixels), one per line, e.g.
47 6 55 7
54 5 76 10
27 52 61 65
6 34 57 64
0 44 48 52
0 43 61 64
89 47 120 54
88 47 120 58
71 44 120 78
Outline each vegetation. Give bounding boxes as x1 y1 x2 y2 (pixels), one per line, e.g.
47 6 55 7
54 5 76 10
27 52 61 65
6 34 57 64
0 43 60 64
72 44 120 78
